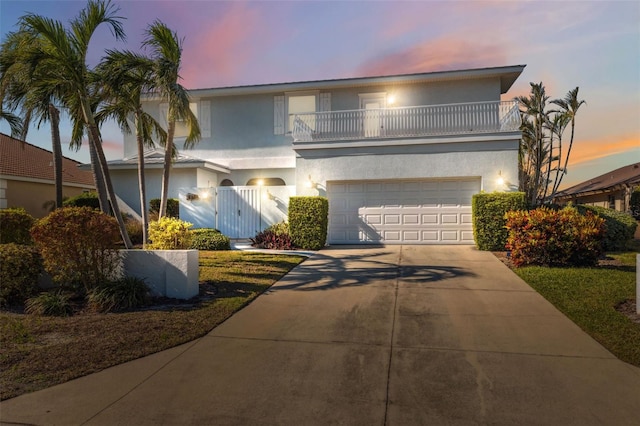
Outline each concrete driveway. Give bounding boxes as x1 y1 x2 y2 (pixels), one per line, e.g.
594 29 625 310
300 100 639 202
2 246 640 425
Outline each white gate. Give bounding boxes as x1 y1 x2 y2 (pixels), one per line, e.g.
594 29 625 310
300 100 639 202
216 187 261 239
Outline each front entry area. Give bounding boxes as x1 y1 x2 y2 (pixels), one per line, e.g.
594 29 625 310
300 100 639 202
327 178 480 244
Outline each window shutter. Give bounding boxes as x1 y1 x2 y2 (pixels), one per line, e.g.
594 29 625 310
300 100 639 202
274 95 285 135
159 103 169 129
200 100 211 138
319 92 331 112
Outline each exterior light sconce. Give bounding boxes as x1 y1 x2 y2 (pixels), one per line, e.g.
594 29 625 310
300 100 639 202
199 190 210 200
257 179 264 186
304 175 317 189
496 171 506 188
387 94 396 105
186 192 199 201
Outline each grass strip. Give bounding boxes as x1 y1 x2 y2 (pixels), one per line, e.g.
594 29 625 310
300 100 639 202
514 252 639 367
0 251 304 400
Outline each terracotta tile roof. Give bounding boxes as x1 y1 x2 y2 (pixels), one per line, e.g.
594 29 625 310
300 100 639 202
0 132 95 187
555 162 640 198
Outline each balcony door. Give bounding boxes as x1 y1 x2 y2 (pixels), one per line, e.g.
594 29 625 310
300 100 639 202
359 93 386 138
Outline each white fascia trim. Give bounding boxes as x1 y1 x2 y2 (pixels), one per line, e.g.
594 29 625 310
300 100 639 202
142 65 526 99
292 132 522 151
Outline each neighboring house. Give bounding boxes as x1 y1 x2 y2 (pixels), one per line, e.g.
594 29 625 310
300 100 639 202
109 65 525 244
0 133 95 218
553 162 640 213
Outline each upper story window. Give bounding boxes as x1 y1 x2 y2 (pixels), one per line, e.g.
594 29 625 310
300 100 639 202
159 100 211 139
286 91 318 133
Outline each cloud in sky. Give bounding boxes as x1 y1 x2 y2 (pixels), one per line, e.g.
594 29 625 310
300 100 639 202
357 37 510 77
180 2 266 88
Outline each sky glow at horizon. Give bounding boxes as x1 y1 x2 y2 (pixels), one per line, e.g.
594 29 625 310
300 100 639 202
1 0 638 189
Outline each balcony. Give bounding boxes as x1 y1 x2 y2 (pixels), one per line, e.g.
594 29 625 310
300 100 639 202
291 100 520 143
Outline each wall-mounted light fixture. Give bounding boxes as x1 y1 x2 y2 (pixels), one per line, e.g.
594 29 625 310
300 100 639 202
387 94 396 105
304 174 317 189
496 171 506 187
199 190 210 200
257 179 264 186
186 192 199 201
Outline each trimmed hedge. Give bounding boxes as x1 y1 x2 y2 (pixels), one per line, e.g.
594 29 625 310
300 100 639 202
149 198 179 218
472 192 527 251
505 206 605 267
190 229 231 251
147 217 193 250
289 196 328 250
0 243 42 306
63 192 101 210
575 205 637 251
0 207 35 244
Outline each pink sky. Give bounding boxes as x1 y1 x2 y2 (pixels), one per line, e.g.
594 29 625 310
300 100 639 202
1 0 638 189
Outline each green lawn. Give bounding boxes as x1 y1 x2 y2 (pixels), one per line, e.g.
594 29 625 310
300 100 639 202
514 252 639 366
0 251 305 400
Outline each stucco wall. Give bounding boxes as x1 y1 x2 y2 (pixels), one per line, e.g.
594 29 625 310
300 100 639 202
295 138 519 197
4 180 91 218
130 76 504 168
111 168 208 216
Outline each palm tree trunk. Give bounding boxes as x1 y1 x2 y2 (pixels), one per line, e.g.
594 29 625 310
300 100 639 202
88 132 109 213
135 109 149 246
159 119 175 218
82 100 133 249
555 121 576 192
20 109 32 141
48 104 63 209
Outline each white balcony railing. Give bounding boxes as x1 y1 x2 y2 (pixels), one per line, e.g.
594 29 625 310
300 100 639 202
292 100 520 143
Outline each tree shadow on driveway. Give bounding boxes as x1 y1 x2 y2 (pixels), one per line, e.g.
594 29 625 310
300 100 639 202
272 249 477 292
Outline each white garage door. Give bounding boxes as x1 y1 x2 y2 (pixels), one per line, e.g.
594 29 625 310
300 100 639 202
328 178 480 244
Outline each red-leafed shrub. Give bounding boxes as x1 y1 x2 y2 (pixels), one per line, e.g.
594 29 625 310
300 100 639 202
505 206 605 267
30 207 121 292
252 222 295 250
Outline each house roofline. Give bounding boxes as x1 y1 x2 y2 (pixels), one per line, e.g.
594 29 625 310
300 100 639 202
142 65 526 100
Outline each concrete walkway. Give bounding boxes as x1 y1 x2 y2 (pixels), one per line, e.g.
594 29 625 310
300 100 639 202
2 246 640 425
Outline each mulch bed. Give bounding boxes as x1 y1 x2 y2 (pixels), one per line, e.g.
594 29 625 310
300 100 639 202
492 251 640 325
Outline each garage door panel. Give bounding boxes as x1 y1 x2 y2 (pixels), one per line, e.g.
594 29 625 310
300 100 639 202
328 178 480 244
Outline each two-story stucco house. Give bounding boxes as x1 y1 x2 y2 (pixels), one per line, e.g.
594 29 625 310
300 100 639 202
108 64 525 244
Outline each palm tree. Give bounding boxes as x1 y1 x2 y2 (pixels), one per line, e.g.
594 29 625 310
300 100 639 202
96 49 167 246
142 21 200 218
517 82 551 206
551 87 585 194
0 29 63 208
16 0 133 248
0 110 23 137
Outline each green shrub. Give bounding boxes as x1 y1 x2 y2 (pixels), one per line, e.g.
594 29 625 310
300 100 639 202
505 206 605 267
630 187 640 220
63 192 101 210
25 291 73 316
147 217 193 250
575 205 637 251
30 207 121 292
288 197 328 250
251 222 295 250
87 277 150 313
472 192 527 251
0 243 42 306
149 198 179 218
0 208 35 244
190 228 230 250
124 215 144 246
